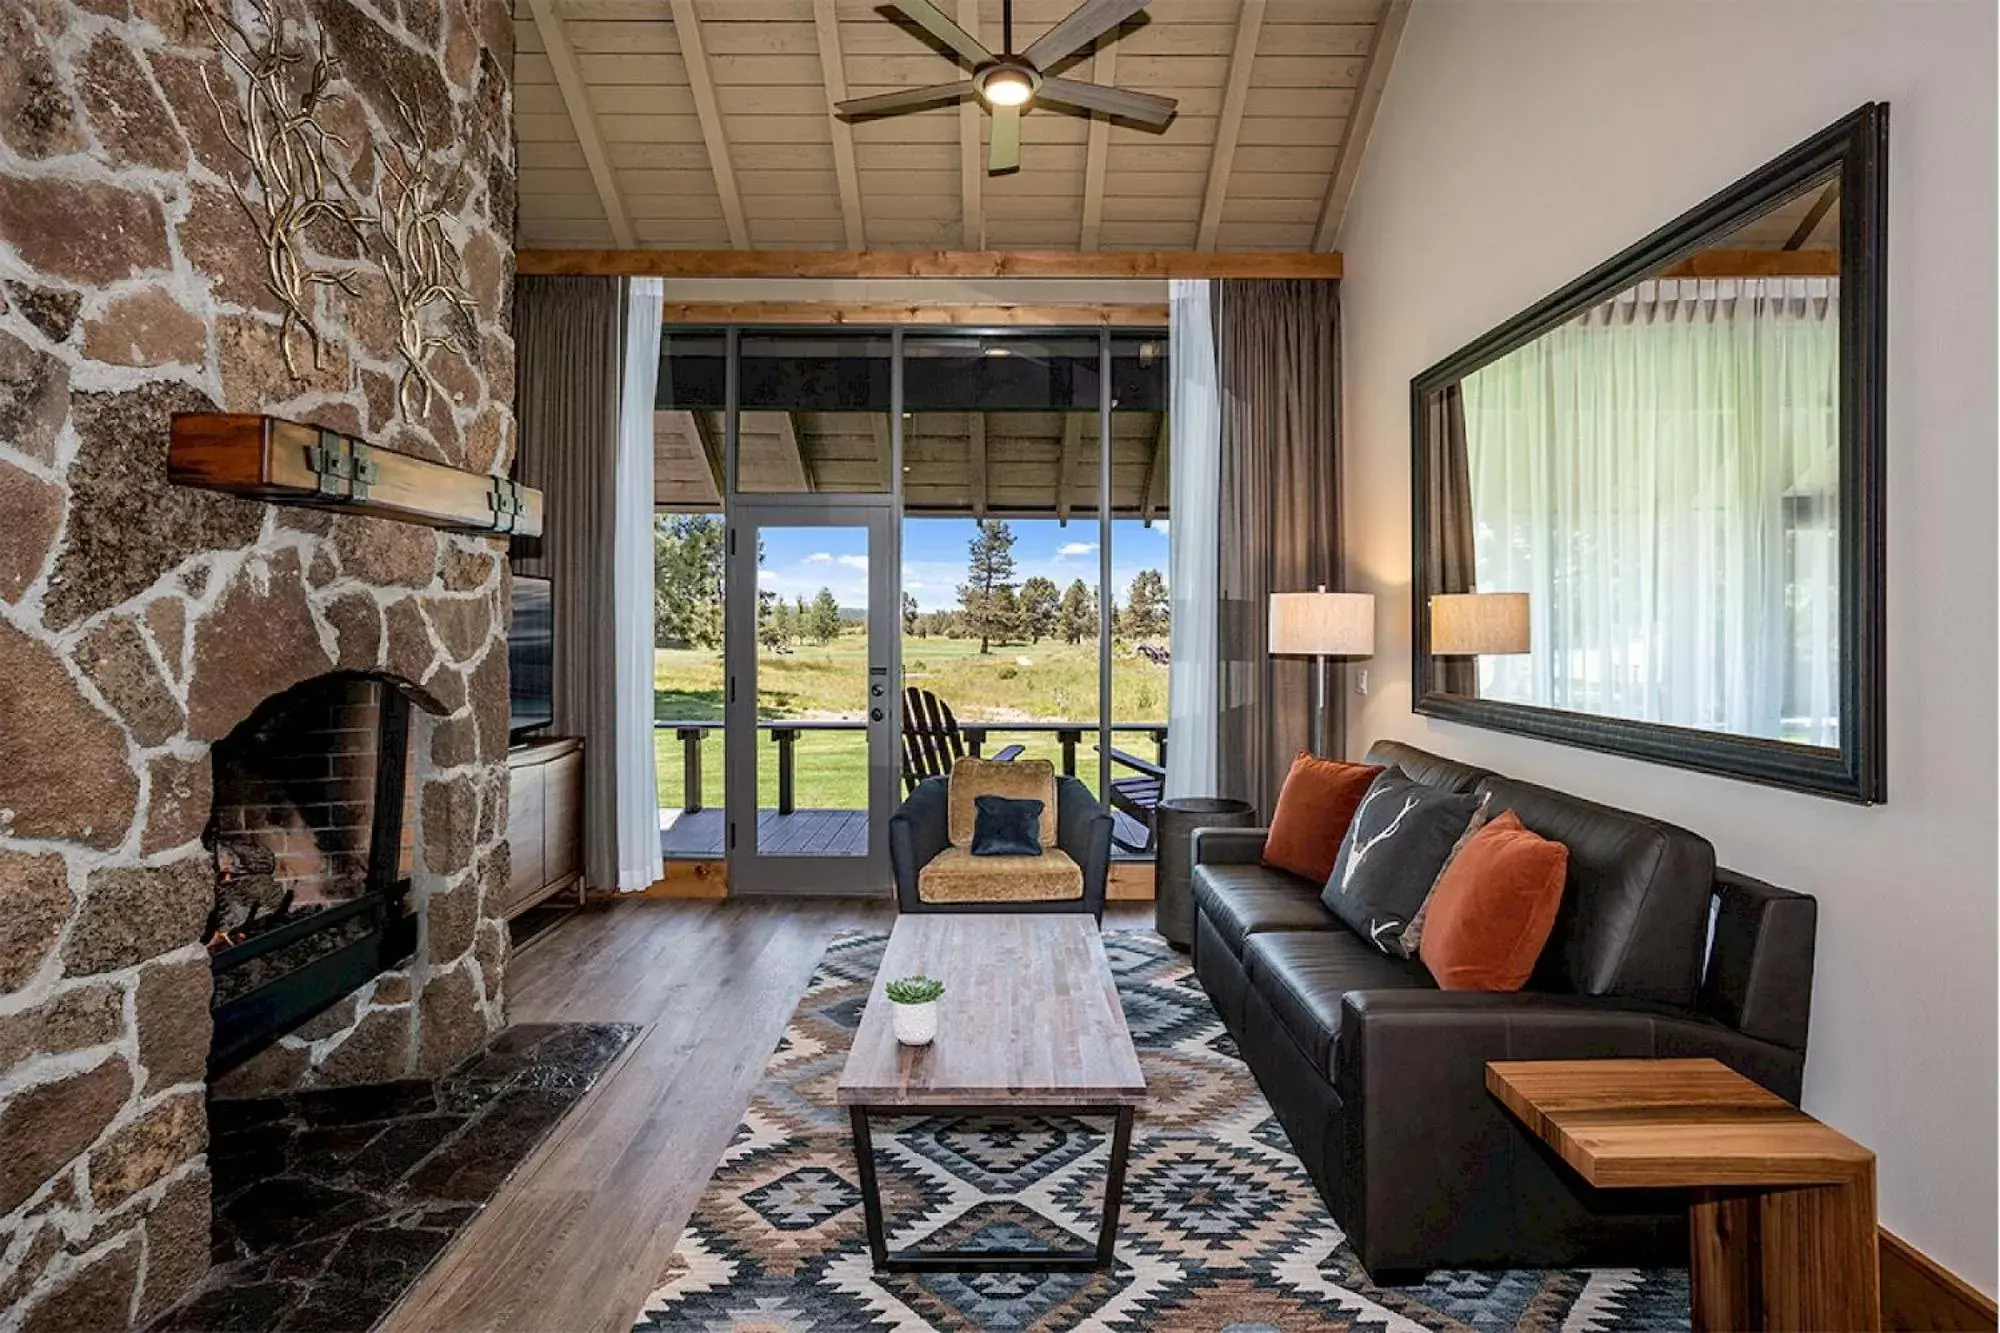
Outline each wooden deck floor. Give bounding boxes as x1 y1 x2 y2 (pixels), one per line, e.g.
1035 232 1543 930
659 807 1154 860
381 897 1157 1333
660 808 868 858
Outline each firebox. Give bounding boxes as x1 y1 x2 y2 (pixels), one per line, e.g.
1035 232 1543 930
204 673 422 1076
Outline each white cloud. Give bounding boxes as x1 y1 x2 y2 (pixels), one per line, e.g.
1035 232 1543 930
757 569 778 585
1055 542 1097 558
803 552 834 564
836 554 869 571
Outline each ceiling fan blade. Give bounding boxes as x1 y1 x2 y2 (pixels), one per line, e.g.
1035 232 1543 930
890 0 995 67
988 104 1020 173
1021 0 1152 69
1036 76 1176 127
837 79 975 119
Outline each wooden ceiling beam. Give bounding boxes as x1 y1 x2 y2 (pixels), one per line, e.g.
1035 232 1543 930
524 0 634 248
1315 0 1410 250
776 411 817 491
522 250 1343 279
811 0 866 250
1197 0 1265 253
1057 412 1082 524
1079 36 1116 251
666 0 750 249
872 414 894 488
1783 181 1841 251
1141 411 1168 526
968 411 988 518
957 0 985 250
1658 248 1840 279
666 409 725 504
661 301 1167 327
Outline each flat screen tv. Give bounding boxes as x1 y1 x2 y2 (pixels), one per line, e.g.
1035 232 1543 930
508 573 554 743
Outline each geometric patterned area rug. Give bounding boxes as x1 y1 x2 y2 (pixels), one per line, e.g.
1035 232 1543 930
634 932 1689 1332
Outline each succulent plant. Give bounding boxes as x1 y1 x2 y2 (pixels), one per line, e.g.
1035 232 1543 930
886 975 945 1005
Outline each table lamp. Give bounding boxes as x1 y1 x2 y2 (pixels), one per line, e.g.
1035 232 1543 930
1430 592 1531 655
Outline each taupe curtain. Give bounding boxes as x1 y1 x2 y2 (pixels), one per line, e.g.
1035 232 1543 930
513 275 626 891
1215 279 1342 821
1424 383 1478 695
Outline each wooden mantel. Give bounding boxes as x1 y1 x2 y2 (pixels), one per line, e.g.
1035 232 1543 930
169 414 542 538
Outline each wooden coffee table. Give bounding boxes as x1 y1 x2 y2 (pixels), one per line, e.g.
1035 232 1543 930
836 913 1147 1273
1487 1058 1879 1332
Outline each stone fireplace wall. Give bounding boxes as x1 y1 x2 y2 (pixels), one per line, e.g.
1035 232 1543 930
0 1 516 1326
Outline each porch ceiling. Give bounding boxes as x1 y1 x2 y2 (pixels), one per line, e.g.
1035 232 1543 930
653 408 1169 517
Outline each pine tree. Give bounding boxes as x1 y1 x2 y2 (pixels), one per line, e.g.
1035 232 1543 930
1122 568 1169 640
756 588 784 652
987 585 1021 646
1057 579 1096 644
810 588 843 644
902 591 921 637
1018 576 1059 643
956 518 1018 654
653 514 725 649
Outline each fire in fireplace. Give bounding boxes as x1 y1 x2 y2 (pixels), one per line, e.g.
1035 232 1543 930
204 673 422 1075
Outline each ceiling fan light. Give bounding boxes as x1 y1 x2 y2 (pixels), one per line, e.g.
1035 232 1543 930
982 67 1034 107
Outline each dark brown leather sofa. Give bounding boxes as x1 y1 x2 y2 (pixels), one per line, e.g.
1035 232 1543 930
1191 740 1818 1281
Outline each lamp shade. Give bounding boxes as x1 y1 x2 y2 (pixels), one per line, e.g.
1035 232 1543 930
1268 591 1375 657
1431 592 1530 655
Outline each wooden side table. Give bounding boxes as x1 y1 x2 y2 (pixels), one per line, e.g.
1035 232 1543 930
1487 1058 1878 1332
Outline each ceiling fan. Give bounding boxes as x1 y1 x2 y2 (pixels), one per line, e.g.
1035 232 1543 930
836 0 1177 174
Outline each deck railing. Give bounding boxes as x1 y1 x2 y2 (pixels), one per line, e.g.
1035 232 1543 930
655 719 1167 815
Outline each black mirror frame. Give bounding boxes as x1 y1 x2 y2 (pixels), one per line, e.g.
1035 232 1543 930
1409 103 1888 804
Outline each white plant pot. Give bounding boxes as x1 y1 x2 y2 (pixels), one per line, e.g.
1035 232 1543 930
892 999 938 1047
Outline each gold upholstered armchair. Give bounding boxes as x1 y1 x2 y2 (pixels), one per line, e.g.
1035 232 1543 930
888 758 1112 921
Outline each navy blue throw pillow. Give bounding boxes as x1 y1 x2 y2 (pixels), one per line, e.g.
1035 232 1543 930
971 795 1045 857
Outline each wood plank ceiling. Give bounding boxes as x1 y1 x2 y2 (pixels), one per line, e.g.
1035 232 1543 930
513 0 1404 252
653 408 1167 516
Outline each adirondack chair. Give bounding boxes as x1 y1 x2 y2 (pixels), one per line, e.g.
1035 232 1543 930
1101 745 1165 854
900 687 1024 793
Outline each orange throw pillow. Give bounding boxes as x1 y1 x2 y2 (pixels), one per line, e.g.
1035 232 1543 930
1418 810 1568 992
1261 754 1384 884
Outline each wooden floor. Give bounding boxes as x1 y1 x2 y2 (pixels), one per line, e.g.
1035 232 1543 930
384 897 1154 1333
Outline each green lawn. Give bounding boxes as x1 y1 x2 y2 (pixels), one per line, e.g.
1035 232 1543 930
653 630 1166 813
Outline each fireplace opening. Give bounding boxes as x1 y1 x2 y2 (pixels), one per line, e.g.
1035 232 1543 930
203 673 424 1077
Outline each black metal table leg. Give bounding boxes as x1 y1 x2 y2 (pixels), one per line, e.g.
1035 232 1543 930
849 1105 890 1270
1094 1105 1135 1266
847 1103 1138 1273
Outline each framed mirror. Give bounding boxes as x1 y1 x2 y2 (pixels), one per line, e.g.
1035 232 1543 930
1410 104 1887 803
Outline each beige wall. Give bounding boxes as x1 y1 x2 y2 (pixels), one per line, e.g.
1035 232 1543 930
1339 0 1996 1294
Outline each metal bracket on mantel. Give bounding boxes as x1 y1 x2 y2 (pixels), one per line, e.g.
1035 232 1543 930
486 476 527 534
306 432 381 503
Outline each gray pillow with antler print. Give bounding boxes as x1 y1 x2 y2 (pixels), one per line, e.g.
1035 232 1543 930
1320 768 1483 957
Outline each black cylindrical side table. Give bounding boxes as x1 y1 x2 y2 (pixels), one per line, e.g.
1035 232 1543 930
1154 797 1258 950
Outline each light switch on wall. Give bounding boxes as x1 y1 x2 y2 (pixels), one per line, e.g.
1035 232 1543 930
1354 668 1369 696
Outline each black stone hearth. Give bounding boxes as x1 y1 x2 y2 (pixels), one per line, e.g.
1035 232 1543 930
152 1024 639 1333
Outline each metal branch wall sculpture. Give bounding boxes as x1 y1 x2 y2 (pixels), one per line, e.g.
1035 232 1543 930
373 93 479 422
201 0 369 378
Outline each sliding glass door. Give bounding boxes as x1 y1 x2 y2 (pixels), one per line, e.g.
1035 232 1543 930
653 324 1169 892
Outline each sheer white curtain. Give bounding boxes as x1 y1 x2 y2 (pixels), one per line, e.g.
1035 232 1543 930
1166 278 1220 798
1465 277 1840 744
612 277 664 889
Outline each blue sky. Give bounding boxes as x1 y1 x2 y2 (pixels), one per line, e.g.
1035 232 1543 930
756 519 1170 612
